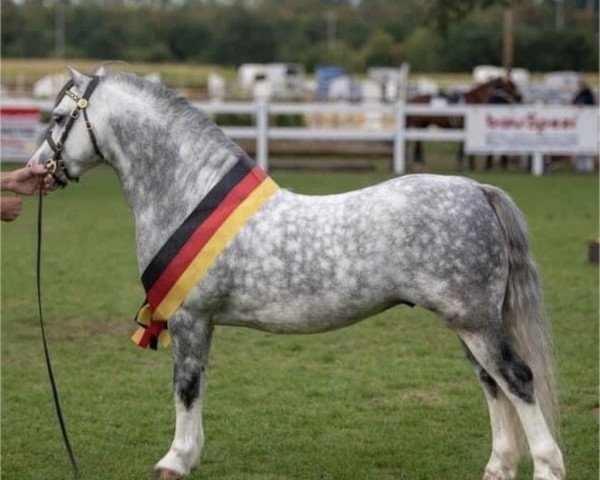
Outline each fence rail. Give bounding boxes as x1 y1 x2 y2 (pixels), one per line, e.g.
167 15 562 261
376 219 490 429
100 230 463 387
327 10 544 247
193 101 469 174
4 100 598 176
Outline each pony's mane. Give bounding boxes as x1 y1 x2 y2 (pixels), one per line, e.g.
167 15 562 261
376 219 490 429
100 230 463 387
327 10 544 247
106 72 204 120
105 71 243 153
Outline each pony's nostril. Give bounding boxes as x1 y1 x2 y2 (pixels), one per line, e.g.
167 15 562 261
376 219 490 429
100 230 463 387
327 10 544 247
27 151 45 168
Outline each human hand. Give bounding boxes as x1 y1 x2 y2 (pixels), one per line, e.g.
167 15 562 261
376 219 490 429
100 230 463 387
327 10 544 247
1 196 23 222
3 165 54 195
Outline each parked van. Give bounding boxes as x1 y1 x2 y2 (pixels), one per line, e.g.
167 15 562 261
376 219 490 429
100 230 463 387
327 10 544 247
238 63 305 100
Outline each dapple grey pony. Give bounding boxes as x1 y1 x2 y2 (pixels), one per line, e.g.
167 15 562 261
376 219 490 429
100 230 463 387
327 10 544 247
29 68 565 480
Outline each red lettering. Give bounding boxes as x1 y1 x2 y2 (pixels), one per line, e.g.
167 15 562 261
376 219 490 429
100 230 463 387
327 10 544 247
486 111 578 133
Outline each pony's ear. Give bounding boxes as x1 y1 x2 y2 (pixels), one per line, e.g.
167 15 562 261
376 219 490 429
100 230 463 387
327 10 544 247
94 65 107 77
66 66 88 88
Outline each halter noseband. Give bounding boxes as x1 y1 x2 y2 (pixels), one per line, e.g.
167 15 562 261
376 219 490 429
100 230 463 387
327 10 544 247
45 75 105 187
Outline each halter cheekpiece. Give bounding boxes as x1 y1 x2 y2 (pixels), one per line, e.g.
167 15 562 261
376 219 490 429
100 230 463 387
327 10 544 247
45 75 105 187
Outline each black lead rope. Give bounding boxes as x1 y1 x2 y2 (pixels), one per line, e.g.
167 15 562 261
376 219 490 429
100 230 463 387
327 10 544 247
36 189 80 479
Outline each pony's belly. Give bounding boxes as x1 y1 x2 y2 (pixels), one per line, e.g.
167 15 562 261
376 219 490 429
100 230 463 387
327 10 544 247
213 293 399 334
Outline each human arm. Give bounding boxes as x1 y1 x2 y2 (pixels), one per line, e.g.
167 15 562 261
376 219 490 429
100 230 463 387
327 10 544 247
0 196 23 222
0 165 52 195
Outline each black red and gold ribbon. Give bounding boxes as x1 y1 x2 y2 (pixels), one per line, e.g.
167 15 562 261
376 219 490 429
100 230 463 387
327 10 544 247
132 155 279 349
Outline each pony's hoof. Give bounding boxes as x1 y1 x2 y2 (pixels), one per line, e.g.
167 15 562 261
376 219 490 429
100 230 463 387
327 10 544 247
482 469 515 480
153 468 183 480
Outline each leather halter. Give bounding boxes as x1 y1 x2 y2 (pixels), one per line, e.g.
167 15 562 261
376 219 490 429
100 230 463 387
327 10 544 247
45 75 105 187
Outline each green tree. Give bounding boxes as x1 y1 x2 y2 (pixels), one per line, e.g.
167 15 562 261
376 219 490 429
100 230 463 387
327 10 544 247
358 29 403 68
206 5 277 65
440 14 502 70
300 41 357 72
403 28 444 72
166 13 212 61
1 0 54 57
0 0 597 72
517 27 599 70
430 0 522 69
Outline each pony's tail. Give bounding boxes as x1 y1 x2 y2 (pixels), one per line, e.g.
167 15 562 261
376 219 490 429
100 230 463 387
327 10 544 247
481 185 558 438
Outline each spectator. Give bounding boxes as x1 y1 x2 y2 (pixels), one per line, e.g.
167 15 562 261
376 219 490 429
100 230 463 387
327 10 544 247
573 80 596 106
572 81 597 173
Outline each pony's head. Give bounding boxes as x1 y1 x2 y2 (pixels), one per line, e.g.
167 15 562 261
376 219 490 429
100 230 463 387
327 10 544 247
29 67 108 187
488 76 521 102
465 77 521 104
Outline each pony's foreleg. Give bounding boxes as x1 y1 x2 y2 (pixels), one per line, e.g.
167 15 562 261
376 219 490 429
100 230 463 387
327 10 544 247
461 332 565 480
463 342 521 480
155 311 213 479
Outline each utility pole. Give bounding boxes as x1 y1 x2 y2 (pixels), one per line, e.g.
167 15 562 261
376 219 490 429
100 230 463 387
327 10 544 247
502 2 514 71
555 0 565 31
55 0 65 59
326 11 337 48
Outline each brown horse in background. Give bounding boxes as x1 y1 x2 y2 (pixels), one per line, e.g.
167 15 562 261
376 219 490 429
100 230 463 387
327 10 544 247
407 78 521 170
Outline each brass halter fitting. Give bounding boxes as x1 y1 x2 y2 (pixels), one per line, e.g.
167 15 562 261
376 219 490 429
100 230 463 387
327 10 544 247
45 158 58 175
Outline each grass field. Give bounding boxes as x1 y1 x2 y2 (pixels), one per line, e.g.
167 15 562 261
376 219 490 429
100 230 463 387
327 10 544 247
1 165 598 479
1 59 235 97
2 58 598 95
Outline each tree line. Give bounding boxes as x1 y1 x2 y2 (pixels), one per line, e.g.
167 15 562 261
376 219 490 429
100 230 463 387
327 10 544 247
1 0 597 72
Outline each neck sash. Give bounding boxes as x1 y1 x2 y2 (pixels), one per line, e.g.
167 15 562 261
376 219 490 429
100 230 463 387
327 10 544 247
132 155 279 349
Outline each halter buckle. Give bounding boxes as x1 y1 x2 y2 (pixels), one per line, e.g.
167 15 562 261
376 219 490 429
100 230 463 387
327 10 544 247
45 158 58 174
70 108 80 119
77 99 88 109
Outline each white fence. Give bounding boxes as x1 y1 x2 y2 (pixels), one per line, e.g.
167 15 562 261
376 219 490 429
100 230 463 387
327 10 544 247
3 100 598 176
194 102 598 176
194 101 467 175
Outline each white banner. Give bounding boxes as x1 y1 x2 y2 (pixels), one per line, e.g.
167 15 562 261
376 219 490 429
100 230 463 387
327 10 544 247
1 103 44 162
465 105 599 155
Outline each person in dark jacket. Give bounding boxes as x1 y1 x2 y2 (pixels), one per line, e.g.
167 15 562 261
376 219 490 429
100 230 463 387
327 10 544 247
572 80 597 172
572 80 596 105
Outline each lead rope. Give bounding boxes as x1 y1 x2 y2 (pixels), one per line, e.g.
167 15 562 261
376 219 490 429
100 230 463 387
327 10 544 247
36 188 80 479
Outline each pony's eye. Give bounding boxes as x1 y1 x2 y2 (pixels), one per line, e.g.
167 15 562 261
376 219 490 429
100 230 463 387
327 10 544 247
52 113 66 124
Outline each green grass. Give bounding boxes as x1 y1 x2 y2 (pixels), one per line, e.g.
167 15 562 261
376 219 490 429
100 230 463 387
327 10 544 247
1 166 598 479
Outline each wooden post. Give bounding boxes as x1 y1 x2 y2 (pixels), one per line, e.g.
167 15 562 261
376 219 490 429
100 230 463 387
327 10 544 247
502 3 514 71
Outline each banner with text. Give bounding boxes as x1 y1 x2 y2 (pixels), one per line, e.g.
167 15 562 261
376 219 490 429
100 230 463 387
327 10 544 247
1 104 43 162
465 106 599 155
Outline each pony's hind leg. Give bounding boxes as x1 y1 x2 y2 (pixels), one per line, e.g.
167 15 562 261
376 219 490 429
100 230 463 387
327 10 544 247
460 329 564 480
154 310 213 479
463 342 521 480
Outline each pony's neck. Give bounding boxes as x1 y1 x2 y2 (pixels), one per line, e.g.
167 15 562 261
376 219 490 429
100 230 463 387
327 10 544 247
102 80 243 272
